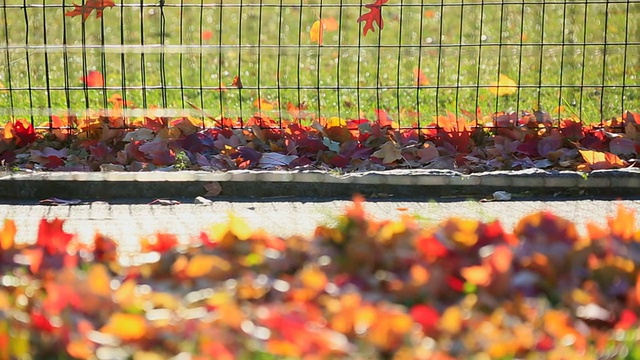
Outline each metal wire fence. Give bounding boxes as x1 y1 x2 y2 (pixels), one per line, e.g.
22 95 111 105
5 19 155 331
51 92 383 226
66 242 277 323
0 0 639 130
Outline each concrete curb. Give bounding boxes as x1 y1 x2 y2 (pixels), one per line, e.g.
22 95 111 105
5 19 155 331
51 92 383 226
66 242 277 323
1 168 640 199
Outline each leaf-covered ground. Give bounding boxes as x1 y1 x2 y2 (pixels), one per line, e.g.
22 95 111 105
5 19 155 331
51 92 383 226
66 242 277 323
1 98 639 173
2 197 640 359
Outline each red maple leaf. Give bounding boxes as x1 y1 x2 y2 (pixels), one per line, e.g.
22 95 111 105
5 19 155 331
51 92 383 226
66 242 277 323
357 0 389 36
36 218 75 255
12 120 37 147
66 0 115 22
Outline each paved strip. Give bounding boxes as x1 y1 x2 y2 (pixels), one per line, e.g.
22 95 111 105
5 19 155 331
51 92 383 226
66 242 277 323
2 198 639 253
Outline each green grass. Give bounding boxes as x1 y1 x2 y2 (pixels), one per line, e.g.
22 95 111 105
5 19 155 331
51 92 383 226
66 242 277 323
0 0 639 127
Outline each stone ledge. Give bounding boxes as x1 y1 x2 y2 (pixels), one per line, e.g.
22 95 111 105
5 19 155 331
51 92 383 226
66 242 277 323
1 169 639 199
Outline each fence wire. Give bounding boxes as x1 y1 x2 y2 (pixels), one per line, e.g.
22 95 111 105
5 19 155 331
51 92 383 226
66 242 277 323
0 0 639 130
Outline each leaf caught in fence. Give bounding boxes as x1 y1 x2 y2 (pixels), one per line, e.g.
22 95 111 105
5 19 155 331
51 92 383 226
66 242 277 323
310 20 325 45
65 0 115 22
310 18 339 45
357 0 389 36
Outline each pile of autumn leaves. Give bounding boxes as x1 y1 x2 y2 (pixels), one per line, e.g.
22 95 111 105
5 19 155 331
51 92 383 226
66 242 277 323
2 99 640 172
1 198 640 359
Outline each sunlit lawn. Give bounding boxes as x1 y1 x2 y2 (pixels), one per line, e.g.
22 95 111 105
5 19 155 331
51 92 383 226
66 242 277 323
0 0 638 127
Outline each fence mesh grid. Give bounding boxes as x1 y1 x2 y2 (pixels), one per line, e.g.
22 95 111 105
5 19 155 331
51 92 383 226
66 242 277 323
0 0 639 129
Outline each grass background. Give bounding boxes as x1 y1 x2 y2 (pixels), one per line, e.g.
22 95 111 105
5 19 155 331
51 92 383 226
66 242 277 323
0 0 639 127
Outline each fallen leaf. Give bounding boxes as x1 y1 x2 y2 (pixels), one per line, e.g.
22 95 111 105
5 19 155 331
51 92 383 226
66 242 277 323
100 313 146 340
148 199 181 205
0 219 16 251
578 149 626 170
87 263 112 297
184 254 218 278
36 218 74 255
372 141 402 164
38 198 82 206
203 182 222 196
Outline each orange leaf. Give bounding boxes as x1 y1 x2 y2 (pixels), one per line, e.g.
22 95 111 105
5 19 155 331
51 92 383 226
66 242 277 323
184 254 218 278
413 68 429 86
231 75 243 89
323 17 339 31
0 219 16 251
65 0 115 21
100 313 146 340
357 0 389 36
266 339 302 357
489 245 513 274
200 341 235 360
201 30 213 41
578 149 626 170
460 265 491 286
253 98 275 111
66 340 93 360
87 264 112 297
608 204 636 240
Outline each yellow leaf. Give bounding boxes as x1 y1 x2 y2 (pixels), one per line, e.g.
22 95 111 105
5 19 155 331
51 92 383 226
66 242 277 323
439 306 463 334
209 222 229 241
299 265 328 292
87 264 112 297
326 116 347 128
488 74 517 96
100 313 147 340
0 219 16 251
133 351 165 360
228 212 252 240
